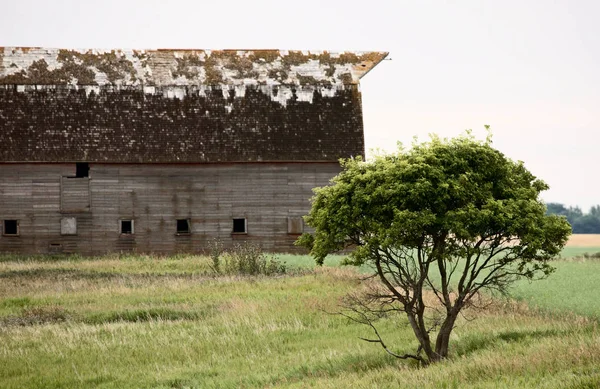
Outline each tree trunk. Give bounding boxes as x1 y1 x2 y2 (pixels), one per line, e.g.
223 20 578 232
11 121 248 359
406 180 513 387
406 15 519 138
407 312 435 363
434 313 458 360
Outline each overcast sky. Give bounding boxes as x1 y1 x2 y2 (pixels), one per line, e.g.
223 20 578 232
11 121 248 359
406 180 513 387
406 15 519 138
2 0 599 210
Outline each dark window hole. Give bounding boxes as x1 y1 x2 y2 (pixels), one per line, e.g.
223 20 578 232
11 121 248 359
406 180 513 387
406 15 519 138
120 220 133 234
176 219 190 234
232 218 247 233
76 163 89 178
3 220 18 235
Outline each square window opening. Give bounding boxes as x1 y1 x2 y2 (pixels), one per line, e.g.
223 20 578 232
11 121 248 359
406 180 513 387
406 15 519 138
232 218 247 234
3 220 18 236
61 217 77 235
120 220 133 234
287 217 304 235
76 163 89 178
176 219 191 234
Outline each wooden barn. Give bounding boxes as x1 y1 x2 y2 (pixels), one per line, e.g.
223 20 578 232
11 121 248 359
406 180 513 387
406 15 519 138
0 47 387 255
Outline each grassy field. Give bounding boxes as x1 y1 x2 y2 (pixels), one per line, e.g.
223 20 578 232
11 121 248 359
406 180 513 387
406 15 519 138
510 241 600 320
0 250 599 388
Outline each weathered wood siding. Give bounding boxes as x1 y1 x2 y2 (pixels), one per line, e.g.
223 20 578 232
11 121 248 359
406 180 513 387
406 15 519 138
0 162 339 255
60 177 91 212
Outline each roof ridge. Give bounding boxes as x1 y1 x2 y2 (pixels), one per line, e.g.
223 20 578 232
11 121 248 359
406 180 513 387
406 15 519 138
0 47 388 87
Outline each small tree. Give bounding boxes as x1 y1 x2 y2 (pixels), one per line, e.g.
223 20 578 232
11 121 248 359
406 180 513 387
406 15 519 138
298 133 571 364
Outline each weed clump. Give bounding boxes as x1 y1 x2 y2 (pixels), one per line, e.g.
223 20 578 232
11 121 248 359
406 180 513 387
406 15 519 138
208 240 286 276
2 306 71 326
208 238 224 274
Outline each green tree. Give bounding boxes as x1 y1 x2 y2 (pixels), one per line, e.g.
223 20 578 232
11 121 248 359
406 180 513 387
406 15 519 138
589 205 600 218
571 214 600 234
546 202 569 217
546 203 600 233
298 134 571 364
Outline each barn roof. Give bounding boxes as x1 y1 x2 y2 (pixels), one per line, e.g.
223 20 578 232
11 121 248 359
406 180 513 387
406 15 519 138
0 48 387 87
0 48 388 163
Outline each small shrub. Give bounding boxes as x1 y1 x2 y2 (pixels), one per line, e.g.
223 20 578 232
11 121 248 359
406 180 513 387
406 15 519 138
211 241 286 276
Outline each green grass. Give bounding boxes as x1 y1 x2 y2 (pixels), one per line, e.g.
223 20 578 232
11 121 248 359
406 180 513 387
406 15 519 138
511 259 600 319
0 252 599 388
272 253 346 268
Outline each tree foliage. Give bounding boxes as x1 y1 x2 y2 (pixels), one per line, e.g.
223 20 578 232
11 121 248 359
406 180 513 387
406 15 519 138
297 133 571 364
546 203 600 233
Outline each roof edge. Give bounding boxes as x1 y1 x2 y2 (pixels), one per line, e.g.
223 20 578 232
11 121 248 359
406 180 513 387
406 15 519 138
357 52 389 80
0 47 389 86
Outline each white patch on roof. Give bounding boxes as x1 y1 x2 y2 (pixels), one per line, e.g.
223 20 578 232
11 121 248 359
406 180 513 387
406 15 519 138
1 48 388 106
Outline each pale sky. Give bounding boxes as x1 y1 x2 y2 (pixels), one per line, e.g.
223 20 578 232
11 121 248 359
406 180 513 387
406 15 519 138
2 0 599 210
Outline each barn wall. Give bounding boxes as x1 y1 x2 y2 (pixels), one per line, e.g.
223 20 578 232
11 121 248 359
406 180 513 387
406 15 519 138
0 162 340 255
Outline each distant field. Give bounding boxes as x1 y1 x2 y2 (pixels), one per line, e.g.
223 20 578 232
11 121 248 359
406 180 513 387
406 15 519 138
557 234 600 260
0 254 599 388
566 234 600 247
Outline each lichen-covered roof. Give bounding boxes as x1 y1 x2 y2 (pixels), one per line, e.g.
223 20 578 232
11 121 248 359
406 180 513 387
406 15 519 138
0 47 388 86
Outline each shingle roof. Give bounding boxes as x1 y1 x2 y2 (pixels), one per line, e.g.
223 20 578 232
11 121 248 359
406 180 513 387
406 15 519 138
0 48 387 163
0 48 387 86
